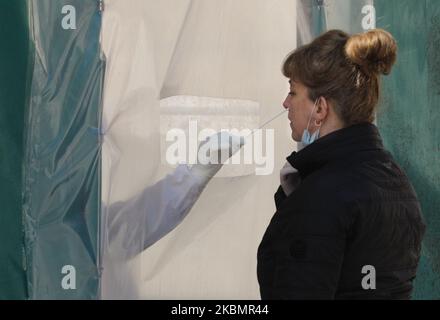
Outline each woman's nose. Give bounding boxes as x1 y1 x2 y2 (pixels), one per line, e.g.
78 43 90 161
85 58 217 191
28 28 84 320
283 97 290 110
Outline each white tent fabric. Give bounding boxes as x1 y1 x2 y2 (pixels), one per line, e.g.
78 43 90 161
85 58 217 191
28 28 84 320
100 0 297 299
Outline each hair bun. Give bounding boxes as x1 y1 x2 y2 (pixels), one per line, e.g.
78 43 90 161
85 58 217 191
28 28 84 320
345 29 397 76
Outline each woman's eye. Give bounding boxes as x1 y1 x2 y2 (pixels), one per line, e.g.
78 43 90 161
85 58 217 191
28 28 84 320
289 92 296 96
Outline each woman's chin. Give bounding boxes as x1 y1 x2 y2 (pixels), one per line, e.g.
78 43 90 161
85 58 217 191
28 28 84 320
291 131 300 142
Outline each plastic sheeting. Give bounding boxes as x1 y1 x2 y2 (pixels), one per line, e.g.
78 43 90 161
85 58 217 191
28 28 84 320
100 0 296 299
23 0 104 299
159 96 260 177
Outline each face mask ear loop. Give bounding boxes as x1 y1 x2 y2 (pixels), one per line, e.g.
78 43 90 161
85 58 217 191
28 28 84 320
305 98 320 132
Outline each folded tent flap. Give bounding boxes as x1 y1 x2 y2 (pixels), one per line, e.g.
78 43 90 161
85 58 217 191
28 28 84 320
23 0 105 299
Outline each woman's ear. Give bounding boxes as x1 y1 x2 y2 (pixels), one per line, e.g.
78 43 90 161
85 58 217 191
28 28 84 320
316 96 330 121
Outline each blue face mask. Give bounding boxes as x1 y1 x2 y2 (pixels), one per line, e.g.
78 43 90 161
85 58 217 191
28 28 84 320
299 98 321 149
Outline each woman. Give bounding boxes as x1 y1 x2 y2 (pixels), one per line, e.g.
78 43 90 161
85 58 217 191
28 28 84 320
257 29 426 300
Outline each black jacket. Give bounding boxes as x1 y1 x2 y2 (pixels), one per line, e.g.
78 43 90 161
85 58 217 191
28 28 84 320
257 123 426 300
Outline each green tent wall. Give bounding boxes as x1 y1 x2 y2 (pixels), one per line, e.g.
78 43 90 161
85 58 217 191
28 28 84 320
375 0 440 299
0 0 29 300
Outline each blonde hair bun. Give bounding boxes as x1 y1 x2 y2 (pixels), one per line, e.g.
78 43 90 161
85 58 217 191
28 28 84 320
345 29 397 76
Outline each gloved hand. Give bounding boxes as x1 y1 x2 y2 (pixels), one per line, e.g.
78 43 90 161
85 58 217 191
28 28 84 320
280 161 301 196
189 131 245 180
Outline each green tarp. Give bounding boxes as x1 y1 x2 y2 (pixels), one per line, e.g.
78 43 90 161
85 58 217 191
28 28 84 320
376 0 440 300
22 0 104 299
0 0 29 300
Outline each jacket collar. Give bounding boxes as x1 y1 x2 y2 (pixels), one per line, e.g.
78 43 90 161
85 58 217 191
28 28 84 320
287 122 386 179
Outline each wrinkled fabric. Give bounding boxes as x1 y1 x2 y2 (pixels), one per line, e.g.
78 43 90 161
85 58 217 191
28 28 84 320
24 0 104 299
104 165 208 259
100 0 296 299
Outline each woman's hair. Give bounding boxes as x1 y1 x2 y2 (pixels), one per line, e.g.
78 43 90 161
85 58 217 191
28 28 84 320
282 29 397 125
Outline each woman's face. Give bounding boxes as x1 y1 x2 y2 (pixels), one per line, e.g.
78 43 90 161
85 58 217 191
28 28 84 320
283 79 319 142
